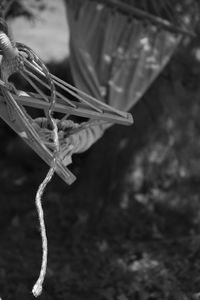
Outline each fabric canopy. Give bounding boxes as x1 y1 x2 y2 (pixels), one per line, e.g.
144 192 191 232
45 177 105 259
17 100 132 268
67 0 180 111
64 0 182 155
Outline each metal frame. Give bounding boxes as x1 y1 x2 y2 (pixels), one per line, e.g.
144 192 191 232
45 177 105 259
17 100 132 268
0 42 133 185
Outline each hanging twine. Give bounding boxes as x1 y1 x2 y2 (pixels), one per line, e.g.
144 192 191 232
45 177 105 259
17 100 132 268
0 24 60 297
32 118 59 297
31 62 60 297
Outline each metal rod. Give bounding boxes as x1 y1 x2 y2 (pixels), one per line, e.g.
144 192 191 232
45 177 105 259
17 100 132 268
14 94 133 125
24 58 129 118
0 90 76 184
22 49 131 119
24 60 77 108
24 59 77 108
20 70 50 103
52 77 103 113
25 58 104 113
52 75 128 117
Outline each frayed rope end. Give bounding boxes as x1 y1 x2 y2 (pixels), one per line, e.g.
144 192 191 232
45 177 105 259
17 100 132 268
32 283 43 297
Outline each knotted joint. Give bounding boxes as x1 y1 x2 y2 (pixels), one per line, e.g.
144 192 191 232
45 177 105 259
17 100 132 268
0 31 18 59
0 31 24 82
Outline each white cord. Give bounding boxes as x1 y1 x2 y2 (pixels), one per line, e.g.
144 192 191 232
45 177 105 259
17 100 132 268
32 120 59 297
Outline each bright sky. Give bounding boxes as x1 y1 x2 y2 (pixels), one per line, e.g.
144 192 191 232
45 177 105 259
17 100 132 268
9 0 70 62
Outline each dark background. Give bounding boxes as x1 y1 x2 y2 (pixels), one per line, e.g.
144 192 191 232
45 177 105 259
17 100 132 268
1 0 200 299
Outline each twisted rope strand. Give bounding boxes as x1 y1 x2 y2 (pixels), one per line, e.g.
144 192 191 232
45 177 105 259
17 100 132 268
32 120 59 298
26 50 60 297
0 20 60 298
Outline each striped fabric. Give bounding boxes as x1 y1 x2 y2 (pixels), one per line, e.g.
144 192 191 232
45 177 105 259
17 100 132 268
64 0 181 154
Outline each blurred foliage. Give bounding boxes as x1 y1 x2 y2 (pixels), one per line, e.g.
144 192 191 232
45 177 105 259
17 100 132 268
77 0 200 32
0 0 46 19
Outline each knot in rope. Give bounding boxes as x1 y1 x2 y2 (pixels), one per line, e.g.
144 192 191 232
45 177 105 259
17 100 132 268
0 31 24 83
0 31 18 59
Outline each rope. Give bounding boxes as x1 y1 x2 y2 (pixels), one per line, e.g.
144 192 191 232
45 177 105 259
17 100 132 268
0 27 60 297
25 48 60 298
32 121 59 298
33 117 110 164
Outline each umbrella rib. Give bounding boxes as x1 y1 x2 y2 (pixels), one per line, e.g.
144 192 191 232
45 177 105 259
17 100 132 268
24 54 128 118
24 61 77 108
52 75 128 117
25 58 103 113
20 70 50 103
52 77 103 113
